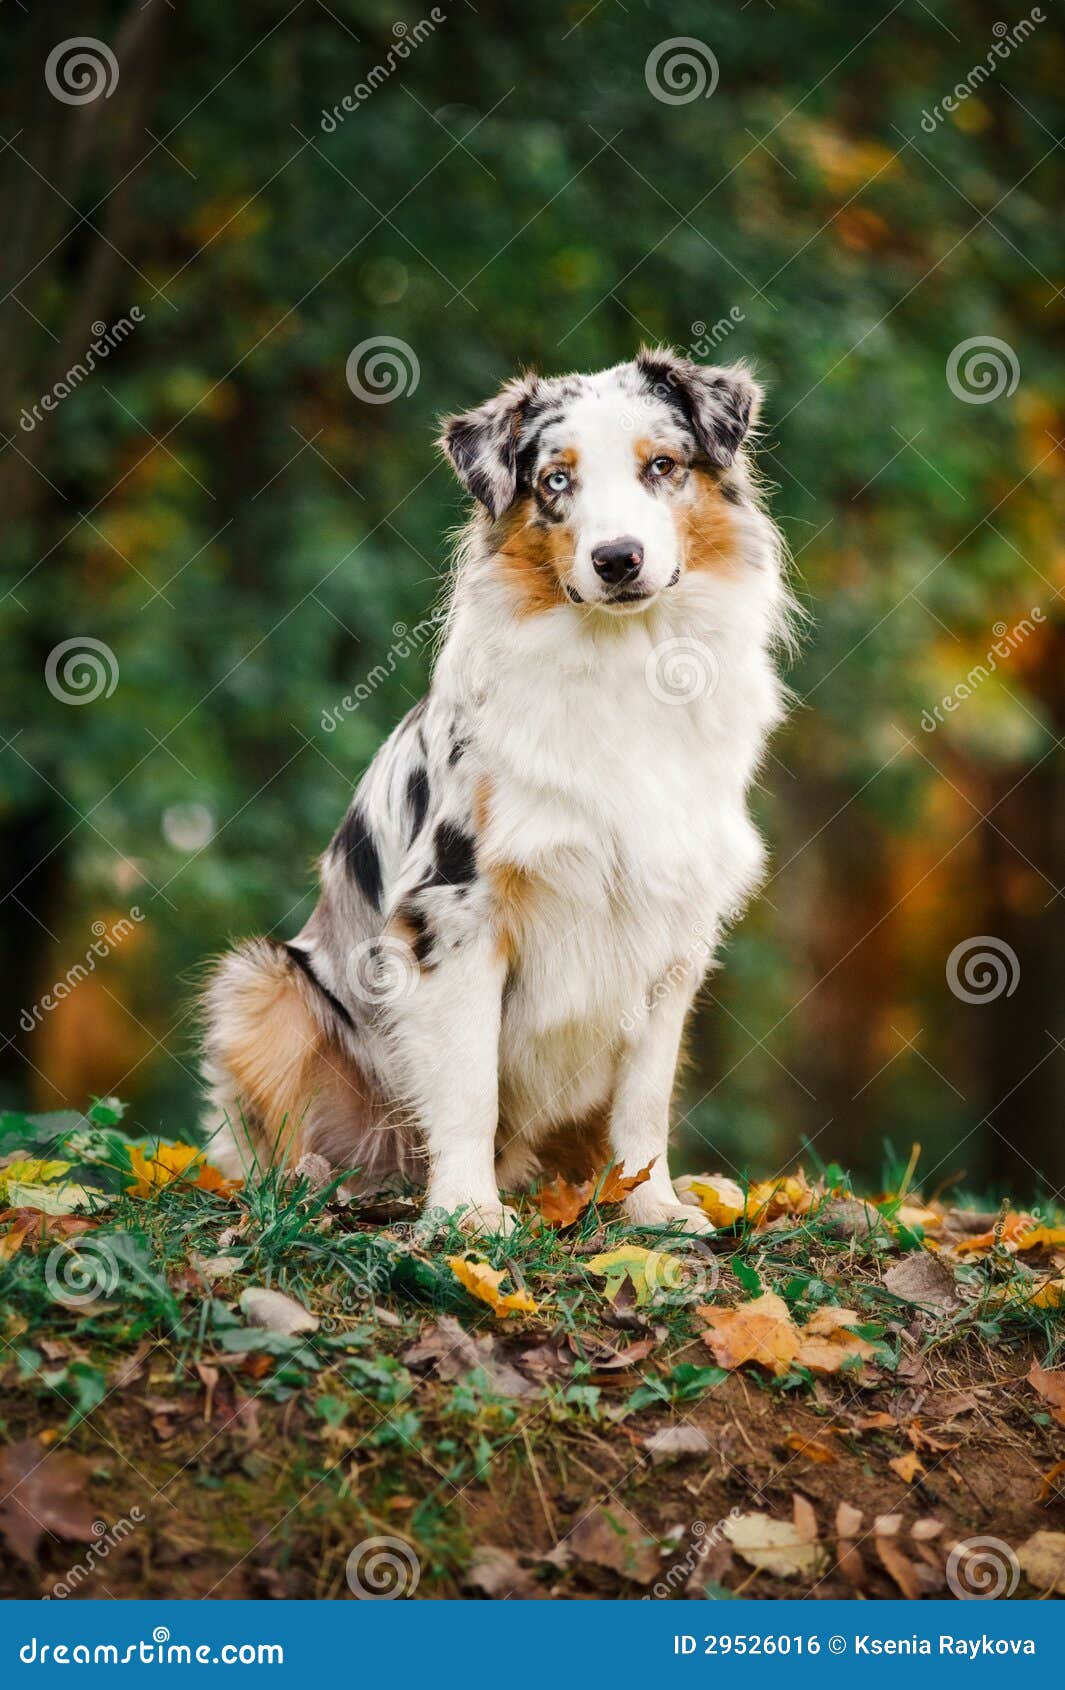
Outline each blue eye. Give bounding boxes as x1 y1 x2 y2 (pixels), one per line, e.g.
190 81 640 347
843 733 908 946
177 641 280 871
544 469 570 495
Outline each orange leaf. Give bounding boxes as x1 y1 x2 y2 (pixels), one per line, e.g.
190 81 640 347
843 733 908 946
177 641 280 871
530 1161 651 1227
701 1292 800 1377
1028 1360 1065 1427
785 1430 840 1464
1038 1459 1065 1501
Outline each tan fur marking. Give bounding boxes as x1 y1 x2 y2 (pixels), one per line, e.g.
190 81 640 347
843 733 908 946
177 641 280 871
494 497 572 617
682 469 740 575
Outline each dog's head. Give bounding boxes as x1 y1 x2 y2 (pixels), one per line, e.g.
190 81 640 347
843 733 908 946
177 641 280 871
440 347 762 613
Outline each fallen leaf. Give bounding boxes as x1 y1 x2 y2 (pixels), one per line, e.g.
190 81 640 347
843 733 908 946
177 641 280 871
723 1511 825 1580
465 1545 540 1599
448 1255 538 1318
682 1174 747 1227
701 1291 800 1377
1038 1460 1065 1501
889 1452 925 1484
559 1507 660 1584
1017 1530 1065 1594
532 1162 652 1227
1014 1225 1065 1251
0 1440 98 1564
795 1306 877 1375
239 1287 319 1335
126 1142 241 1199
836 1501 863 1537
785 1430 839 1464
953 1210 1038 1254
405 1315 536 1397
1028 1360 1065 1427
0 1209 96 1260
643 1426 711 1466
883 1252 960 1309
876 1532 922 1599
586 1245 684 1307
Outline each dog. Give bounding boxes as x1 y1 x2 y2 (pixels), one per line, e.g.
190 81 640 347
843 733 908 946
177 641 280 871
201 347 790 1235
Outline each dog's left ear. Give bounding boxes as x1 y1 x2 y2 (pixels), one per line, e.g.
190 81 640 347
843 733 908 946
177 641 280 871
439 373 540 520
636 346 762 468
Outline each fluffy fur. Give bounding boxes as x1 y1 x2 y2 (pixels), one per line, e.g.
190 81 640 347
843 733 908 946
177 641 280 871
200 347 791 1235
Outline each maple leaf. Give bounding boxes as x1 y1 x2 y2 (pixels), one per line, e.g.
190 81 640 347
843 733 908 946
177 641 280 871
126 1142 241 1199
586 1244 685 1307
530 1160 652 1227
701 1291 800 1376
700 1295 875 1379
448 1255 538 1318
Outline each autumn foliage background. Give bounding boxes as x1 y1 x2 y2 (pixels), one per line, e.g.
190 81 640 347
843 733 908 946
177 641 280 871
2 0 1063 1195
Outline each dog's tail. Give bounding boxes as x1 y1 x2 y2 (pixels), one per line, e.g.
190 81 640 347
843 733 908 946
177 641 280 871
199 936 362 1178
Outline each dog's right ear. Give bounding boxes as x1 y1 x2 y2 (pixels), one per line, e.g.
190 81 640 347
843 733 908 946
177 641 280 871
439 373 539 520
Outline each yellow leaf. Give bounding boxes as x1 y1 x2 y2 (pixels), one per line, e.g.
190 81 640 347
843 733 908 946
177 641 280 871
889 1452 925 1484
125 1142 241 1199
1015 1226 1065 1252
0 1159 72 1204
448 1255 538 1318
685 1175 746 1227
586 1244 684 1306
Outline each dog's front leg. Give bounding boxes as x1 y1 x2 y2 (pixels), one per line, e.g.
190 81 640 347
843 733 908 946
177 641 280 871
610 968 713 1236
388 928 512 1236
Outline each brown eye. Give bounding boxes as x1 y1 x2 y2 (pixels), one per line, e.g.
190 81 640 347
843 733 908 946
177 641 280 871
649 455 675 478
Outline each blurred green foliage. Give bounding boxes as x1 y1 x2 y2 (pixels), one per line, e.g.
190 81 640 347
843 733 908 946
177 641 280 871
2 0 1063 1189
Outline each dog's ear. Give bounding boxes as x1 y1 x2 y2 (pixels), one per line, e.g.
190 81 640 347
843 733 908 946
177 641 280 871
636 346 762 468
439 373 540 519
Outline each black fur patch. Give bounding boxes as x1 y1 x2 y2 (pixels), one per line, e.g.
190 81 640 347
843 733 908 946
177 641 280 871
335 805 383 910
720 481 742 505
448 738 468 766
283 943 354 1029
399 904 434 965
407 764 430 842
427 820 477 888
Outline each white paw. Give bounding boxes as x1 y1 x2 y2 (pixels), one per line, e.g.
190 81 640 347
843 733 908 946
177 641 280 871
624 1196 716 1237
453 1199 520 1239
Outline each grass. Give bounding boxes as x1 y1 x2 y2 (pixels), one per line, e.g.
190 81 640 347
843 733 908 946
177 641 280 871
1 1099 1063 1600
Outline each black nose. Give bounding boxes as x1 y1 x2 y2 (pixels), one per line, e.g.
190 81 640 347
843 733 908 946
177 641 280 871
591 537 644 586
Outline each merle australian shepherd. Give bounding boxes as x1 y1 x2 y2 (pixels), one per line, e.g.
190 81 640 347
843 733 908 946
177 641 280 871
201 347 790 1236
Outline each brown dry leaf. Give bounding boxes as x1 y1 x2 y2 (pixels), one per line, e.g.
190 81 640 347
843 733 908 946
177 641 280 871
904 1418 959 1454
1017 1530 1065 1594
889 1451 925 1484
0 1209 96 1261
560 1507 660 1585
465 1545 540 1600
883 1251 959 1309
404 1315 536 1398
643 1426 711 1466
723 1510 826 1581
1028 1360 1065 1426
745 1170 816 1226
702 1291 800 1377
0 1440 98 1564
876 1532 922 1599
448 1255 538 1318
